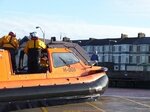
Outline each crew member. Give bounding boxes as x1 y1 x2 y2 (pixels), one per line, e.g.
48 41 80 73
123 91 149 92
40 50 49 72
24 32 46 73
0 32 19 72
91 51 99 65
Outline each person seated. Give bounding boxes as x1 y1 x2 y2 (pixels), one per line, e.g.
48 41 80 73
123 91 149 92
40 52 49 72
24 32 46 73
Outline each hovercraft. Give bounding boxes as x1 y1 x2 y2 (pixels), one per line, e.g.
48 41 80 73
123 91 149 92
0 38 108 104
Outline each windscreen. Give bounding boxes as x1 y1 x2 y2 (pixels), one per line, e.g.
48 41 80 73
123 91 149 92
52 52 79 68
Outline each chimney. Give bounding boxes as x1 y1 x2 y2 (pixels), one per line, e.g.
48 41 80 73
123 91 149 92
89 38 96 40
138 32 145 38
121 33 128 38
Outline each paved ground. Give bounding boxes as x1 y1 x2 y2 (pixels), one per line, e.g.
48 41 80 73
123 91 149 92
12 88 150 112
104 88 150 98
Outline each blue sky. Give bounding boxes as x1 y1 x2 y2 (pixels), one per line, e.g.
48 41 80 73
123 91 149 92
0 0 150 39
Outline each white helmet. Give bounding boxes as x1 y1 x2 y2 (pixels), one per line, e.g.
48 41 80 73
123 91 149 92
30 32 38 38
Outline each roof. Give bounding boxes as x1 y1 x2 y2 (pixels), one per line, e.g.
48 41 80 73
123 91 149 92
72 37 150 46
47 41 91 64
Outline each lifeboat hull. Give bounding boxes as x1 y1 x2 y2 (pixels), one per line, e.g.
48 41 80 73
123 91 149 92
0 75 108 102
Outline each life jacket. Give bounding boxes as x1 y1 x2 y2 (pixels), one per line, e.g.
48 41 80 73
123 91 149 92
1 35 19 49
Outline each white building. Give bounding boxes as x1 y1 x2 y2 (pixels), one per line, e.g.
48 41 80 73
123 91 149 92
73 33 150 72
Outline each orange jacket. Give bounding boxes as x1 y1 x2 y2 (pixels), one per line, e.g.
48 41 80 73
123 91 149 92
24 38 46 54
0 35 19 49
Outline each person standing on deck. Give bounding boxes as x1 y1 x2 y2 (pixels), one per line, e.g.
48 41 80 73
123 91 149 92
0 31 19 72
24 32 46 73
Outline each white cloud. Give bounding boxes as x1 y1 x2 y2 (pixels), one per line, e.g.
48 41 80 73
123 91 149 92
0 15 150 40
113 0 150 14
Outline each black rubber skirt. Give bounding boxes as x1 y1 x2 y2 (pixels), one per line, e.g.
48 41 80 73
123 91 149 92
0 75 108 102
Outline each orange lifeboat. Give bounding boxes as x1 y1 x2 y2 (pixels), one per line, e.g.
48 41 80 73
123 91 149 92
0 41 108 103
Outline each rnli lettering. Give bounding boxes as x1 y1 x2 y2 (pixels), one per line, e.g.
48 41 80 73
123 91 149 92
63 67 76 72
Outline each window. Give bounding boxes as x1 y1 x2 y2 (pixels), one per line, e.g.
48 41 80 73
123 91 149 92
126 56 129 63
89 46 94 52
121 55 126 63
104 45 109 52
119 55 121 63
137 45 140 52
136 56 140 64
99 46 103 52
112 45 115 52
119 46 121 52
114 45 119 52
52 52 79 67
104 54 109 62
148 56 150 63
121 45 126 52
82 46 87 51
140 45 147 52
141 56 146 63
129 46 133 52
129 56 133 63
94 46 99 52
86 46 90 52
112 55 114 62
149 46 150 52
114 56 119 63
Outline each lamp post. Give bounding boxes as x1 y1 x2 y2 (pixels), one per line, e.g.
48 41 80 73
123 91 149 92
36 26 45 42
108 40 117 62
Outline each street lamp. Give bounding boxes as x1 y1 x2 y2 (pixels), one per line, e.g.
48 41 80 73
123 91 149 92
36 26 45 42
108 40 117 62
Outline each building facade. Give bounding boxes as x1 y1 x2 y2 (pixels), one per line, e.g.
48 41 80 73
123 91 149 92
73 33 150 72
